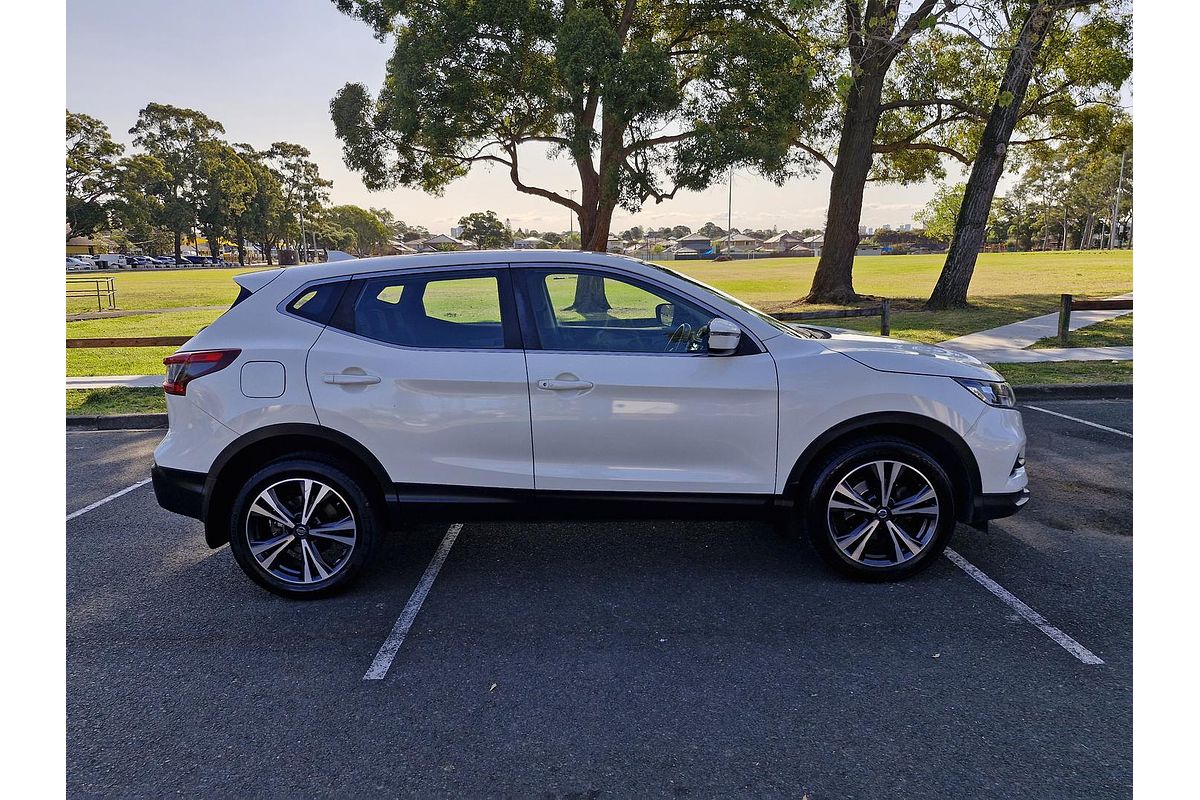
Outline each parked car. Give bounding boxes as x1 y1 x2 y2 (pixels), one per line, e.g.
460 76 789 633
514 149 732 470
151 256 175 266
152 251 1028 598
76 255 98 269
183 256 208 265
96 253 127 269
66 257 87 270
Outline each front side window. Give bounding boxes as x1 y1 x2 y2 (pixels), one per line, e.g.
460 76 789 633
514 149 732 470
352 272 505 349
527 270 717 353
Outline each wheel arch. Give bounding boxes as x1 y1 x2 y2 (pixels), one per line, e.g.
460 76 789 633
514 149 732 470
783 411 982 522
202 423 396 548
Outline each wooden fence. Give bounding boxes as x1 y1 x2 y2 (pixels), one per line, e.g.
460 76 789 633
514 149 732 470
772 299 891 336
1057 294 1133 346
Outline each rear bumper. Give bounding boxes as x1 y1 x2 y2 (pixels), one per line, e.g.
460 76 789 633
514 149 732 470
969 488 1030 523
151 463 205 521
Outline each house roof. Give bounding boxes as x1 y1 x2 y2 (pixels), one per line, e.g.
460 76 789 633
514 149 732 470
678 232 711 242
763 232 802 244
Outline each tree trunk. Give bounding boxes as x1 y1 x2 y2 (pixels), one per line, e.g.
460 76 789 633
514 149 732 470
803 70 888 304
262 240 273 266
569 191 615 313
1081 212 1095 249
928 3 1057 309
174 230 182 264
235 228 247 266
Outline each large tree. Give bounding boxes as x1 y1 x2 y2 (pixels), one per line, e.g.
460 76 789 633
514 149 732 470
458 211 510 250
263 142 332 260
326 204 391 255
799 0 959 304
194 141 256 262
792 0 1129 303
329 0 821 269
129 103 226 262
927 0 1131 308
67 110 168 242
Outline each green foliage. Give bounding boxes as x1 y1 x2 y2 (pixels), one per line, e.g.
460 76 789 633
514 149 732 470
194 142 256 257
325 204 391 254
457 211 509 250
330 0 826 249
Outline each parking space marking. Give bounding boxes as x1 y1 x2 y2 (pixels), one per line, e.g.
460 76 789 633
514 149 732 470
1024 404 1132 439
66 478 152 522
364 523 464 681
944 547 1104 665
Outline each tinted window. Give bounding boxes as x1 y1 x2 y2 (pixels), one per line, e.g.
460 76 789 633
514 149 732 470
285 281 347 324
528 271 715 353
353 273 505 349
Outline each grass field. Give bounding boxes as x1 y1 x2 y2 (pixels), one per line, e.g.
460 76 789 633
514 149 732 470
65 250 1132 379
994 360 1132 385
1030 313 1133 349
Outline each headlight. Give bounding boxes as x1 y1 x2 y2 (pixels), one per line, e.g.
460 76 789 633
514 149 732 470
955 378 1016 408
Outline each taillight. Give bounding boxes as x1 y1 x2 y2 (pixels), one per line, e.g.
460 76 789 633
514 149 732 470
162 349 241 395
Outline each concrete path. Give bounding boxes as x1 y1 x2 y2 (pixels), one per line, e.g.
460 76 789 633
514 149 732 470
67 375 163 390
938 293 1131 364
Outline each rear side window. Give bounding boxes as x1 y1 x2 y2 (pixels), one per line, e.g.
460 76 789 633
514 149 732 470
285 281 347 324
352 272 505 349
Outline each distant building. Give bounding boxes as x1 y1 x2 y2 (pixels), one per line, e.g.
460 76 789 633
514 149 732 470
718 232 762 253
450 225 464 238
512 236 548 250
676 232 713 254
761 232 805 253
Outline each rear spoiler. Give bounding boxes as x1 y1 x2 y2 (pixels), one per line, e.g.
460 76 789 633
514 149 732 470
233 268 285 294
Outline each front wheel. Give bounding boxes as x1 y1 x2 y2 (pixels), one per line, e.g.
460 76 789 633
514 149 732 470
802 438 956 581
228 457 378 598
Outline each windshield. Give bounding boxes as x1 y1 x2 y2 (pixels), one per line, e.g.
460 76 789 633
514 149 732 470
643 261 830 339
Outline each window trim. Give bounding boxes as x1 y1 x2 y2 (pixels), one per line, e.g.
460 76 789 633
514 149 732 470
512 265 761 356
327 265 523 352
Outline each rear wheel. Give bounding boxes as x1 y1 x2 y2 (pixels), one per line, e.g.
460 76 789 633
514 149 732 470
802 438 956 581
228 457 378 598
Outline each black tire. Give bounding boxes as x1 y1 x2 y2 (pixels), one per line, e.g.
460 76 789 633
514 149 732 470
228 456 379 599
801 437 956 582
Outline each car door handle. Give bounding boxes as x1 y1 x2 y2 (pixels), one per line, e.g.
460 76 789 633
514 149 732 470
537 379 594 391
323 373 381 385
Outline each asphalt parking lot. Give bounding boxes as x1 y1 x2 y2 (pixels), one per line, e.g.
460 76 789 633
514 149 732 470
67 399 1132 799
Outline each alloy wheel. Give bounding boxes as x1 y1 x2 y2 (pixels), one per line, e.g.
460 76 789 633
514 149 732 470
245 478 357 585
826 460 940 568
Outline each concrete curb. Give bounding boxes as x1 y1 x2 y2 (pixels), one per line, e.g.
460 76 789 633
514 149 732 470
66 384 1132 431
66 413 167 431
1013 383 1132 400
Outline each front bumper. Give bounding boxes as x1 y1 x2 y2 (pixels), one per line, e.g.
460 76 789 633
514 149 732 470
151 463 206 521
969 488 1030 523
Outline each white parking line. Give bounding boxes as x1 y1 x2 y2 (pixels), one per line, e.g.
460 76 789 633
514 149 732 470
1024 404 1132 439
66 478 152 522
944 547 1104 665
364 523 464 681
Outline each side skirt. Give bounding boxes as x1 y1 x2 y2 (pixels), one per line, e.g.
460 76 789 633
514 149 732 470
389 484 780 523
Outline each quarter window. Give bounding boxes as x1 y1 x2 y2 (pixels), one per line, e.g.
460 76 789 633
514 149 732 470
352 273 506 349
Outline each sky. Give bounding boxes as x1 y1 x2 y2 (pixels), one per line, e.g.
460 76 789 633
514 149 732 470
66 0 963 236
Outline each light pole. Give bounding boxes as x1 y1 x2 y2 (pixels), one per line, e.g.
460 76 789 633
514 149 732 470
726 165 733 256
565 189 577 244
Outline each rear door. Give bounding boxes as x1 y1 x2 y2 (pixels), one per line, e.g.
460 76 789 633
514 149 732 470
306 266 534 490
517 266 779 495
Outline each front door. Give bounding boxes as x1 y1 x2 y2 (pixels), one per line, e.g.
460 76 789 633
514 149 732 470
306 267 534 490
517 267 778 495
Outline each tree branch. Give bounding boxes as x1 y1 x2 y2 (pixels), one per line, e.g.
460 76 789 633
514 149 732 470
872 141 971 163
504 144 584 212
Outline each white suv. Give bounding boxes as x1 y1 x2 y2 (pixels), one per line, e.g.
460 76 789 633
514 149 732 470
152 251 1028 598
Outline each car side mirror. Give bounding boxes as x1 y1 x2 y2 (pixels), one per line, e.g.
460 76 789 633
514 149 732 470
656 302 675 326
707 318 742 355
